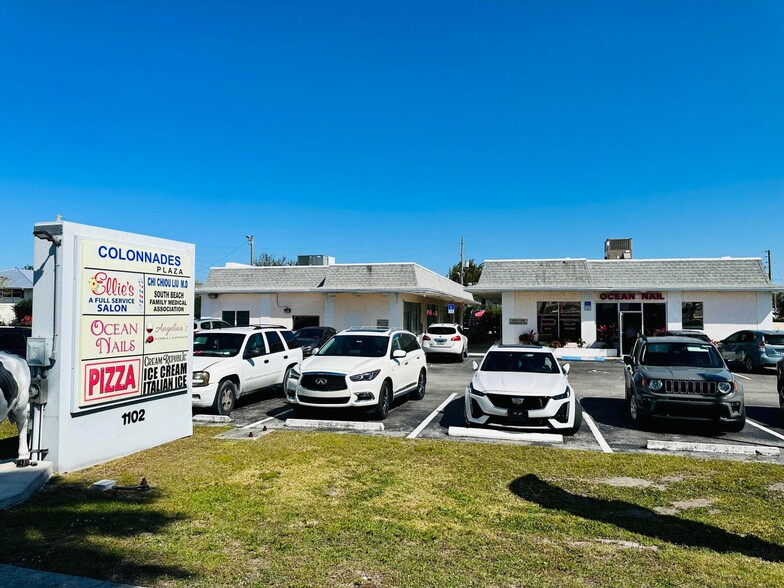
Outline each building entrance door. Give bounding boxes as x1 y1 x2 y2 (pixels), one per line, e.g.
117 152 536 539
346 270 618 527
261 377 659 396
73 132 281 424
620 312 642 355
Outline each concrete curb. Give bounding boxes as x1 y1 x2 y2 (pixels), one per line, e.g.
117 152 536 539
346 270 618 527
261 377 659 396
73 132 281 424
448 426 563 443
193 414 232 424
647 440 781 456
285 418 385 432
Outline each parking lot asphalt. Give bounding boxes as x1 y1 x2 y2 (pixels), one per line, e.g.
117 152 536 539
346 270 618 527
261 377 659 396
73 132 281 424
199 357 784 463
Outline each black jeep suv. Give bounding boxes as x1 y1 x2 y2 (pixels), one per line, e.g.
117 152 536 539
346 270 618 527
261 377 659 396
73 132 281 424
623 335 744 432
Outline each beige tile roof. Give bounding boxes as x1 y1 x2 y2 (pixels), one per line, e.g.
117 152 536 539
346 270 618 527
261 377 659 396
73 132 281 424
469 258 781 292
200 263 476 304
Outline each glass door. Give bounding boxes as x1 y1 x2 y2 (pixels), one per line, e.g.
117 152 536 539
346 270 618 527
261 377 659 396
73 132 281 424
620 312 642 355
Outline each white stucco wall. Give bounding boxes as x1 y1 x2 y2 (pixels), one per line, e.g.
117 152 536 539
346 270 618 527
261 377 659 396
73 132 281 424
498 289 778 347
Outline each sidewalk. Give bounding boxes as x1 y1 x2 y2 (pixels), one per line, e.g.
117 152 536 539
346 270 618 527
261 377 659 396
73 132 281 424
0 564 140 587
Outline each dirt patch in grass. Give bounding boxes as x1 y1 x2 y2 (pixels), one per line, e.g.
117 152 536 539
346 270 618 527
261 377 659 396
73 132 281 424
655 498 715 515
596 477 666 490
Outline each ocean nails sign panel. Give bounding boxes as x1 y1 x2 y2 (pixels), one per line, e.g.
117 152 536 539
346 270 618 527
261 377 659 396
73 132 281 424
78 240 193 411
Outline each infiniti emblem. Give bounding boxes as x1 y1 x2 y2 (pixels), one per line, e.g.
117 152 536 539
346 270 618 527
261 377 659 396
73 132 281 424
315 378 328 386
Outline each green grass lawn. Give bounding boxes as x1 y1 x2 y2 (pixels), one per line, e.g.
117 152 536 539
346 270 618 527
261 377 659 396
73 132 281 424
2 422 784 587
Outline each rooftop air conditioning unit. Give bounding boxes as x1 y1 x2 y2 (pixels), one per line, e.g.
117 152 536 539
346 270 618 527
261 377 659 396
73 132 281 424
604 238 632 260
297 255 335 266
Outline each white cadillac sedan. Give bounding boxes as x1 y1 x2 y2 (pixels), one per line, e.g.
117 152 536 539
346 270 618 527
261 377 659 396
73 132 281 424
465 345 582 434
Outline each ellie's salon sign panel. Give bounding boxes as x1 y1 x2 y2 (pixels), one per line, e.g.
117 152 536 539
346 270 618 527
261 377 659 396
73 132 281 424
77 240 193 411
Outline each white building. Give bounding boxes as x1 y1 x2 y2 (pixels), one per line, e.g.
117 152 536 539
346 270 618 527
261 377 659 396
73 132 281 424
467 257 782 355
0 267 33 325
198 261 476 334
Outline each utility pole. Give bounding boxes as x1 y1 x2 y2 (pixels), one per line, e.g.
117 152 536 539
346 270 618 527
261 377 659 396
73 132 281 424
460 236 465 286
246 235 254 266
766 249 772 280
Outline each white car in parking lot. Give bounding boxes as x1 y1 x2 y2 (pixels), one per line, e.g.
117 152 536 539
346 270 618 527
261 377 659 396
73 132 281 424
422 323 468 361
465 344 581 434
192 325 303 415
287 327 427 419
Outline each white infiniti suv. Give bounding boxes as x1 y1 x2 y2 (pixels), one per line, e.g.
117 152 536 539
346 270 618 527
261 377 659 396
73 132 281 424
465 345 581 434
287 327 427 419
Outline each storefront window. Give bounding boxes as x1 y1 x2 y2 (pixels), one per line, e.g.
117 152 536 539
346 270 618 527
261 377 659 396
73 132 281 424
596 303 619 349
222 310 250 327
643 303 666 335
426 304 439 327
682 302 704 330
537 302 581 343
404 301 423 335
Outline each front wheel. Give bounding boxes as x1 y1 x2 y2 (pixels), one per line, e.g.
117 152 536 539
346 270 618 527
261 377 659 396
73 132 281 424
373 381 392 420
724 405 747 433
564 402 583 435
628 393 647 428
213 380 237 416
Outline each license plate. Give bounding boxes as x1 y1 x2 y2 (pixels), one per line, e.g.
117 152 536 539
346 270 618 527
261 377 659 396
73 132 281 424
435 338 447 343
508 409 528 421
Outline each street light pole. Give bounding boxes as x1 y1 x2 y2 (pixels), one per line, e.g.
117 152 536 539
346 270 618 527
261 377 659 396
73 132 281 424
246 235 254 266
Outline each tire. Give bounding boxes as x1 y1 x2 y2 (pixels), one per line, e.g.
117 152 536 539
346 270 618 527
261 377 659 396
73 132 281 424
779 389 784 418
213 380 237 416
458 347 465 363
373 380 392 420
627 393 647 428
281 366 292 395
565 402 583 435
743 354 755 373
410 369 426 400
724 405 746 433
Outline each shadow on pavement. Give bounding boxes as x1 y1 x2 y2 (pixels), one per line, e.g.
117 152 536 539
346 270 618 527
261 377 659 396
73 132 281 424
510 474 784 563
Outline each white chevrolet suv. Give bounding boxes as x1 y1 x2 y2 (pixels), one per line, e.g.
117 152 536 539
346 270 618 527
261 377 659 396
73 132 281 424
465 344 581 434
192 325 303 415
287 327 427 419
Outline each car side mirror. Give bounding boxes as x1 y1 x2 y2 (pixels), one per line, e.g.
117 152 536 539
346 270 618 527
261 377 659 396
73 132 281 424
472 360 479 371
392 349 406 359
622 355 633 366
562 363 570 375
244 349 261 359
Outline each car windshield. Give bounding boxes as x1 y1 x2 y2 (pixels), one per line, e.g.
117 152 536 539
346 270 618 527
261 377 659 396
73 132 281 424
764 334 784 346
317 335 388 357
193 333 246 357
641 342 724 368
481 351 559 374
665 331 711 342
428 326 457 335
294 328 325 339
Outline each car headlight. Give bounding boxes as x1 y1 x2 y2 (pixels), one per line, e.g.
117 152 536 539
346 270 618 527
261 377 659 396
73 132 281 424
290 367 301 380
552 386 571 401
192 371 210 387
468 383 485 397
349 369 381 382
648 378 663 392
717 381 734 395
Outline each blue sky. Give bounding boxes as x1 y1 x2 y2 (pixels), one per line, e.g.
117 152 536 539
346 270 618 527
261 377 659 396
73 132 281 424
2 1 782 283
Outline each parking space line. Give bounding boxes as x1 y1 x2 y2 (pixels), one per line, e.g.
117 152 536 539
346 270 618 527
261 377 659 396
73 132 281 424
732 373 752 381
746 418 784 443
241 408 293 429
581 410 613 453
407 393 458 439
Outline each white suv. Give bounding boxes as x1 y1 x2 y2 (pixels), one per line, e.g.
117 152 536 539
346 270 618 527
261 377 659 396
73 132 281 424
422 323 468 361
465 345 581 434
287 327 427 419
192 325 303 415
